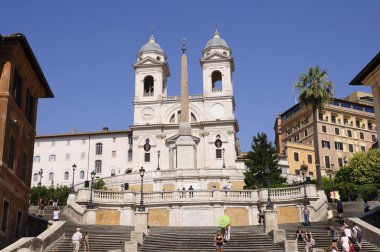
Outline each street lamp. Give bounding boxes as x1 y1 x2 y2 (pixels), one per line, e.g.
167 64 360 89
70 163 77 193
38 168 43 187
157 150 161 171
222 148 226 168
88 170 96 209
300 162 310 205
138 166 146 211
264 167 274 209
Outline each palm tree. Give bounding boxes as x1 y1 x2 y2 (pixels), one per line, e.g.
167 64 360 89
294 66 334 189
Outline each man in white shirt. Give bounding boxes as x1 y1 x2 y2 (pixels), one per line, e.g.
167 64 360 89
72 228 82 252
344 225 352 239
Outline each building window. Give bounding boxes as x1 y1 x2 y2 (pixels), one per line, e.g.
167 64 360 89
322 125 327 133
8 137 16 170
111 169 116 176
294 152 299 162
96 143 103 155
307 154 312 164
21 153 28 182
359 132 364 140
335 127 340 135
361 146 366 151
25 89 35 124
81 152 86 159
64 171 69 180
309 171 314 176
356 120 360 128
372 135 377 142
335 142 343 151
1 200 10 232
65 153 70 160
211 70 222 91
13 71 23 107
95 160 102 173
331 115 336 123
112 151 116 157
128 150 133 162
318 113 323 121
33 173 38 182
338 158 343 168
49 155 56 162
82 139 86 145
80 171 85 179
322 140 330 149
304 129 308 137
295 170 300 175
216 149 222 159
128 134 133 145
144 153 150 162
349 144 354 153
325 156 330 168
143 75 154 96
347 130 352 138
49 172 54 181
34 155 40 162
294 134 299 142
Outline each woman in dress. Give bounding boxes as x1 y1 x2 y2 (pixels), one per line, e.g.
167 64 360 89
83 232 90 252
304 233 313 252
214 230 224 252
341 233 350 252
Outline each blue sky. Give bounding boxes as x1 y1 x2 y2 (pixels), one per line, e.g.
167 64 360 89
2 1 379 151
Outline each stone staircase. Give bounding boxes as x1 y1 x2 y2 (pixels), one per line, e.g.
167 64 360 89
138 226 284 252
279 201 380 252
29 205 134 252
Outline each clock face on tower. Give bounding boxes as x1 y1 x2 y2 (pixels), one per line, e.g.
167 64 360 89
141 107 155 121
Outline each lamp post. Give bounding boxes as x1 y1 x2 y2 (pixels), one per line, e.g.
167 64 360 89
157 150 161 171
264 167 274 209
138 166 146 211
222 148 226 168
300 162 310 205
38 168 43 187
71 163 77 193
88 170 96 209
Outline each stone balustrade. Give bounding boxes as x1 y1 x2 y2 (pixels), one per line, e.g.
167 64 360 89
75 184 318 206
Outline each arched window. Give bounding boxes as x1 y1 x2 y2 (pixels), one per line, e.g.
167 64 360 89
143 75 154 96
79 171 85 179
33 173 38 182
191 113 197 122
64 171 69 180
111 169 116 176
169 111 197 124
95 160 102 173
49 172 54 181
96 143 103 155
211 71 222 91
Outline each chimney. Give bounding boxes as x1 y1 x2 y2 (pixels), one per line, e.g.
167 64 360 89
72 128 76 134
103 127 109 131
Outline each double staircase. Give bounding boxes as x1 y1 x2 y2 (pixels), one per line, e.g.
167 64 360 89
139 226 284 252
29 205 134 252
280 201 380 252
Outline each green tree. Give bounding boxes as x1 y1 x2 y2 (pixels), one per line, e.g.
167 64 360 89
93 178 106 190
294 66 334 189
244 132 285 189
30 186 70 205
335 149 380 185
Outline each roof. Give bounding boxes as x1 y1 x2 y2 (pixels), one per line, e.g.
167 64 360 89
1 33 54 98
349 52 380 86
36 129 132 139
204 30 229 50
139 35 164 54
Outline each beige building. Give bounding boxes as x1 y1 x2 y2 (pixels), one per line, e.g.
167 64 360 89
274 92 377 177
285 142 316 178
0 33 53 248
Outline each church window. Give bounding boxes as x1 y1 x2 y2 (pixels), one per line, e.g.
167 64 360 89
191 113 197 122
143 75 154 96
170 114 175 123
216 149 222 159
144 153 150 162
156 56 161 61
211 71 222 92
79 171 85 179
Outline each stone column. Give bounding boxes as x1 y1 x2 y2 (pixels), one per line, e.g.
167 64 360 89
135 211 148 234
264 209 278 233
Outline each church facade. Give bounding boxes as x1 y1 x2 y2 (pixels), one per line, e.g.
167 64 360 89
32 31 246 191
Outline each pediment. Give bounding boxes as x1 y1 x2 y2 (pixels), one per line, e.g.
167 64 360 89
134 56 163 67
166 134 200 144
201 52 231 61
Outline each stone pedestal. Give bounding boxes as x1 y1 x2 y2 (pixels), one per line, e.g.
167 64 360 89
285 240 298 252
264 209 278 233
125 241 138 252
175 135 196 169
135 211 148 234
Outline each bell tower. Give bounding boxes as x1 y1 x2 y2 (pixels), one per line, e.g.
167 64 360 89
133 35 170 102
201 30 234 97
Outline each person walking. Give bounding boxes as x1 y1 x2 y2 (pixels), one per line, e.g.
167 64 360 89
52 196 59 207
53 207 60 221
72 228 83 252
344 224 352 242
330 190 335 203
303 205 310 226
329 227 339 250
83 232 90 252
213 230 224 252
337 199 344 219
224 224 231 243
257 209 264 226
340 233 350 252
304 233 313 252
334 190 341 203
327 207 334 227
38 196 45 216
352 224 362 251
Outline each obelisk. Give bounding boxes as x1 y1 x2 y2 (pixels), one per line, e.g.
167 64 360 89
175 40 196 169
